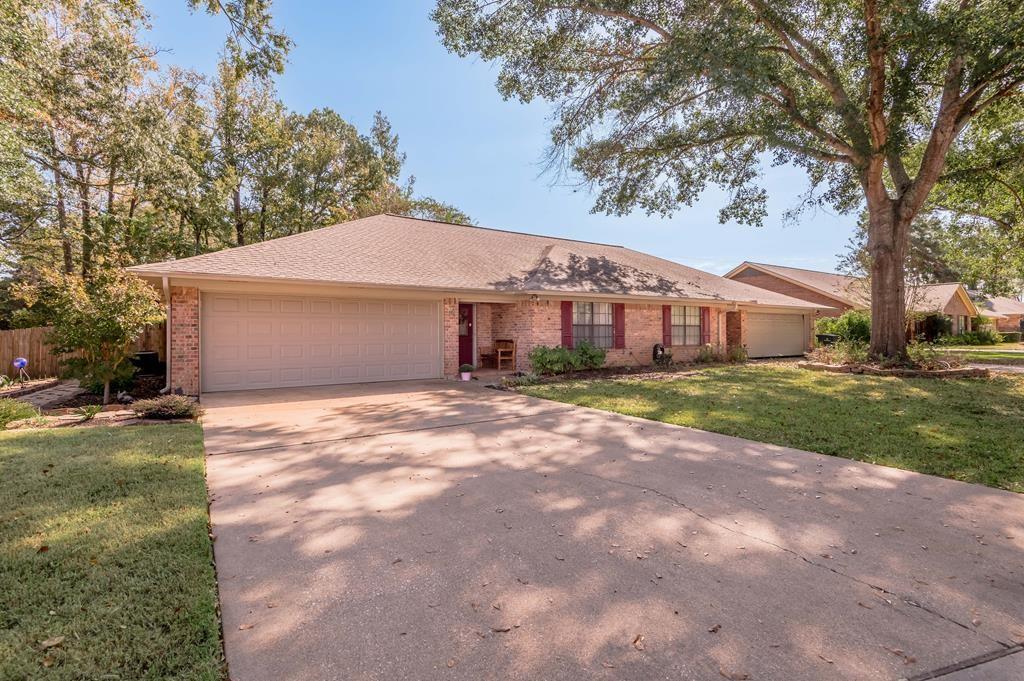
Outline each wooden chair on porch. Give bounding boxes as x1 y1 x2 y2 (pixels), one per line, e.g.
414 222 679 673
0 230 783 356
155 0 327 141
477 344 497 369
495 339 516 371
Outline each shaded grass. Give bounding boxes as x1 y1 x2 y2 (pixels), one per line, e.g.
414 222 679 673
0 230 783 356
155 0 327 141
0 398 38 428
521 364 1024 493
0 424 224 680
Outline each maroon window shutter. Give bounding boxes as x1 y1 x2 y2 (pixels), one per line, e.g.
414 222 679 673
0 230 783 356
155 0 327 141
662 305 673 346
700 307 712 345
613 303 626 349
560 301 574 348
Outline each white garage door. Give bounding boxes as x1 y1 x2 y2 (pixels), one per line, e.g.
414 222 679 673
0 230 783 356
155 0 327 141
200 293 440 392
746 313 807 358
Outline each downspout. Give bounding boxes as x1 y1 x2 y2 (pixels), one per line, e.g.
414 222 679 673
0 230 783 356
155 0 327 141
163 276 171 392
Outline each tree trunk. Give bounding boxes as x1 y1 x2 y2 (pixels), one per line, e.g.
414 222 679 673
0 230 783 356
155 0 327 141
52 166 74 274
866 199 909 358
102 380 111 406
233 186 245 245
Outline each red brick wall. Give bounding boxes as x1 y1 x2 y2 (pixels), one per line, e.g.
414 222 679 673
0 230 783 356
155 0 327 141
726 310 746 352
996 314 1023 332
442 297 459 376
169 286 200 396
730 269 849 317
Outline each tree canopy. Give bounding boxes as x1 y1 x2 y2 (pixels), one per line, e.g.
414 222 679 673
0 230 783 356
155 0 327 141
0 0 469 327
434 0 1024 356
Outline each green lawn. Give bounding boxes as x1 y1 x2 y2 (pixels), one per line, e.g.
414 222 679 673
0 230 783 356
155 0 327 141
521 364 1024 493
0 424 224 680
944 349 1024 365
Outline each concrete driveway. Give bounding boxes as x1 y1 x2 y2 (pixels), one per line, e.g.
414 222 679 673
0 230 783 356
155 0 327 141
202 380 1024 681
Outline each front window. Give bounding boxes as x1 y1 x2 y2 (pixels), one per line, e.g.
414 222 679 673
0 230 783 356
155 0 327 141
573 302 613 348
671 306 701 345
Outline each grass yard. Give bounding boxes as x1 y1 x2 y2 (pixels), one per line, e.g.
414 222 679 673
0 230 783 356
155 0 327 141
0 424 224 680
521 364 1024 493
944 350 1024 365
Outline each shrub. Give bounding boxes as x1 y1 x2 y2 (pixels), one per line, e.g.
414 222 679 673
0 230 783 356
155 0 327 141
936 329 1002 346
527 342 607 375
0 398 38 428
808 339 869 365
73 404 104 420
814 310 871 342
1001 331 1022 343
458 363 475 373
726 344 748 363
80 362 137 395
906 342 962 370
573 340 607 370
131 395 202 420
695 344 723 364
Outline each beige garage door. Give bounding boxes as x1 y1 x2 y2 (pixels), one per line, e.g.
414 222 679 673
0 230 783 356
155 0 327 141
746 312 806 358
200 293 440 392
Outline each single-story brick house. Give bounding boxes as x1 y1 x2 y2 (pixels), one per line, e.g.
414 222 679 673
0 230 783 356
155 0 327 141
129 215 827 395
975 296 1024 333
724 262 980 336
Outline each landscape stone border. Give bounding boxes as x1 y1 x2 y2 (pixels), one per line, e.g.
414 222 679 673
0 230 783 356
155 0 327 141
798 361 989 379
0 378 60 400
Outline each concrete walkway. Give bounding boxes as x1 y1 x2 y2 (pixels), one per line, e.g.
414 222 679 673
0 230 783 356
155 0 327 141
202 380 1024 681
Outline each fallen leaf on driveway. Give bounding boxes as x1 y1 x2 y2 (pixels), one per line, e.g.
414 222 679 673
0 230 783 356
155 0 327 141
708 624 721 633
818 654 834 664
718 668 750 680
601 661 616 668
632 634 645 651
238 623 254 630
447 658 457 668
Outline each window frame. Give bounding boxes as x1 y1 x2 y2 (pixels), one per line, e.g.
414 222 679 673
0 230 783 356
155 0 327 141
670 305 702 346
572 301 614 349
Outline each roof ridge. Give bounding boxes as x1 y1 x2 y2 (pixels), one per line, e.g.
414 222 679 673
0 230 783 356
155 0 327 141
749 261 857 278
383 212 624 248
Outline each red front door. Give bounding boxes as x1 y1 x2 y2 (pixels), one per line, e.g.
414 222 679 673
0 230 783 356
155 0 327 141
458 304 474 366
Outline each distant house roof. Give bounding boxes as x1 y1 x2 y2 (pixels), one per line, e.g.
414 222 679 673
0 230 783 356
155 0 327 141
976 295 1024 318
724 262 871 307
129 214 824 309
724 261 978 316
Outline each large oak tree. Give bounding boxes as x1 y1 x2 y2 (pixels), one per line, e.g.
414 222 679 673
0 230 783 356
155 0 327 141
434 0 1024 357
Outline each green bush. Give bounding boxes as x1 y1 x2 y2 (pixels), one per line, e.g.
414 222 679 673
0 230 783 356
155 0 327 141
528 342 607 375
695 343 723 364
459 363 475 373
809 339 869 365
501 372 541 388
131 395 202 420
79 362 137 395
0 398 38 428
815 310 871 342
936 329 1002 346
573 340 607 370
727 344 748 363
1001 331 1022 343
905 342 961 370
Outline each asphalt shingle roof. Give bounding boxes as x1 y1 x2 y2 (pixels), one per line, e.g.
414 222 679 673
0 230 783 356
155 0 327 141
130 214 823 308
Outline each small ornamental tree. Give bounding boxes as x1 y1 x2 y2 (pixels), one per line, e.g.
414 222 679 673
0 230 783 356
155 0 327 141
20 269 165 404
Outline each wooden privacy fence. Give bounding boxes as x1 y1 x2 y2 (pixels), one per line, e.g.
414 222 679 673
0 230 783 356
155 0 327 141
0 323 165 379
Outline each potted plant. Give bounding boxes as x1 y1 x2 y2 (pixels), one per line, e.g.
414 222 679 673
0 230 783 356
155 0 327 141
459 364 475 381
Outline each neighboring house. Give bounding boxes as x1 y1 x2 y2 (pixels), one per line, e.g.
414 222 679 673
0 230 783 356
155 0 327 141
724 262 979 336
129 214 827 395
975 296 1024 333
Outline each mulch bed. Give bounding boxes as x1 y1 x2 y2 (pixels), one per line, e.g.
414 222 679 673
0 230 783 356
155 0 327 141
487 361 742 389
798 361 989 379
47 374 164 410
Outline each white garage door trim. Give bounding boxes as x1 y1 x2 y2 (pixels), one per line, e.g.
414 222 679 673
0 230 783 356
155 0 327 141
746 312 806 358
200 293 441 392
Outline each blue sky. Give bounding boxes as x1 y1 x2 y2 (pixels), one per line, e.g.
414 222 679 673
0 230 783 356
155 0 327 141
144 1 857 275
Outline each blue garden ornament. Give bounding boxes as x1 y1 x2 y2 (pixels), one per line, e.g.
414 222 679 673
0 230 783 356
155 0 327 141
13 357 30 381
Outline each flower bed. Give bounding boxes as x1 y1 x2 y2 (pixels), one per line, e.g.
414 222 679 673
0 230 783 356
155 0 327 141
798 361 988 379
